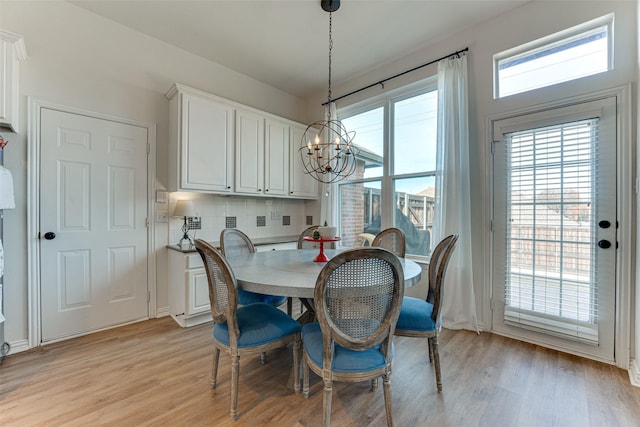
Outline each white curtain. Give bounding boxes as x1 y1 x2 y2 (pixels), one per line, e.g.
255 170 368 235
433 53 479 332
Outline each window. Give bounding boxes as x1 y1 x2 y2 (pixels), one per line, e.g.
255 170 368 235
494 14 613 98
337 80 437 258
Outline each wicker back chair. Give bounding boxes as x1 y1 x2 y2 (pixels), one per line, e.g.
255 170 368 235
394 234 459 392
297 225 336 250
194 239 301 420
372 227 406 258
219 229 289 313
301 248 404 427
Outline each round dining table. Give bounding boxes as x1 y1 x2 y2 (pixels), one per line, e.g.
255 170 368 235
226 248 423 299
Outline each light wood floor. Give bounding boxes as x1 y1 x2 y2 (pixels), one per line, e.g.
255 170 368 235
1 316 639 427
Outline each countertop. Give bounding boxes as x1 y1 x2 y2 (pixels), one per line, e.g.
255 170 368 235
166 235 299 253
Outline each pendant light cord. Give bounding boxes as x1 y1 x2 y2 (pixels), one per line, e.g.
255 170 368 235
327 11 333 120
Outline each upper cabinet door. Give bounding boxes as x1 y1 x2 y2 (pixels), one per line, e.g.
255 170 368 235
0 30 27 132
264 118 289 196
289 124 319 199
235 109 264 195
178 92 234 192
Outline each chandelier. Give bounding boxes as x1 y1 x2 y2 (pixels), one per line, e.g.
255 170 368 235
299 0 358 184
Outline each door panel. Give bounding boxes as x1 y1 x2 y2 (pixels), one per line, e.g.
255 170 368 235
40 108 149 342
491 97 616 362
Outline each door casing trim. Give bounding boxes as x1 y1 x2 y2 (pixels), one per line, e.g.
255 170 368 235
27 98 157 348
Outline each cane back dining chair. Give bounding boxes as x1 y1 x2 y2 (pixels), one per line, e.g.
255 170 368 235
297 225 336 249
394 234 458 392
220 228 290 314
372 227 406 258
301 247 404 427
194 239 301 420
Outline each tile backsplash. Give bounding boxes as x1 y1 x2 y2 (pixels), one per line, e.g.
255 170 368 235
170 194 313 243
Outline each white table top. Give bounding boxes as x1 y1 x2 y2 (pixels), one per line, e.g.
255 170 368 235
226 248 422 299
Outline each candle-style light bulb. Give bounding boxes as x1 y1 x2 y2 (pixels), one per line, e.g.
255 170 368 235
314 135 320 150
307 141 312 154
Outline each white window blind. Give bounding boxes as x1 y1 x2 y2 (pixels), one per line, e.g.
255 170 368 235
503 118 600 345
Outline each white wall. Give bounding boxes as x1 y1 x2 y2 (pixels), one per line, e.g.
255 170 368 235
633 0 640 385
0 0 311 347
308 0 638 357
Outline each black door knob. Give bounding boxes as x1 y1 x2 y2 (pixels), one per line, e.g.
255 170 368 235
598 220 611 229
44 232 56 240
597 240 611 249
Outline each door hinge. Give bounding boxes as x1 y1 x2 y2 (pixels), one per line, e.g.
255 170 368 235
145 217 150 228
147 291 151 303
490 298 494 311
490 220 494 233
146 142 150 155
491 140 498 155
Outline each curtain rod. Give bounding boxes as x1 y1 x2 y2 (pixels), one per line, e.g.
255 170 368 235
322 47 469 106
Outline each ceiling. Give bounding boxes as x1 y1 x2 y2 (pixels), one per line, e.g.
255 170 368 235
70 0 531 98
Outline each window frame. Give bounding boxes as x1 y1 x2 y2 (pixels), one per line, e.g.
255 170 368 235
493 13 614 99
335 76 438 261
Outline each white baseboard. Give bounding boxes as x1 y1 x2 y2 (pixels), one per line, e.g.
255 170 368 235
629 358 640 387
6 339 29 355
156 306 170 318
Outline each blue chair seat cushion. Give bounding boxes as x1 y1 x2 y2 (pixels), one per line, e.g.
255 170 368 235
214 303 301 348
396 296 436 332
238 289 287 307
301 322 392 374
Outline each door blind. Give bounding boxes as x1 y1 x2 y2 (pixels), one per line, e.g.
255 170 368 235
503 118 599 345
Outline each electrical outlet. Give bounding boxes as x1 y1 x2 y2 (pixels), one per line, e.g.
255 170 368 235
156 210 169 223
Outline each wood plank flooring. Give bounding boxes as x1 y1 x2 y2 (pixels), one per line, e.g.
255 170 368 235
1 316 639 426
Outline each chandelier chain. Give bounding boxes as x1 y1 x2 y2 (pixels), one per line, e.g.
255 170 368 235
327 11 333 116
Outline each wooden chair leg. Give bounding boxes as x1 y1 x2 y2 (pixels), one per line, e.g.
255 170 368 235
322 376 333 427
428 337 434 363
383 373 394 427
287 297 293 316
230 353 240 420
211 347 220 388
370 378 378 392
432 335 442 392
293 335 301 395
302 357 310 398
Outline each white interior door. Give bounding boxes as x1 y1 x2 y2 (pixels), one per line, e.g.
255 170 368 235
40 108 149 342
491 97 617 362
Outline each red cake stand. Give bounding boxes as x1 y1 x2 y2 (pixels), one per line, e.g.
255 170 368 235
303 236 341 262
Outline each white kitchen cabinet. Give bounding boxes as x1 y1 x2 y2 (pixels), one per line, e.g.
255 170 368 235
234 109 264 195
0 30 27 132
235 113 290 197
264 118 290 196
168 249 211 327
289 123 319 199
167 84 234 193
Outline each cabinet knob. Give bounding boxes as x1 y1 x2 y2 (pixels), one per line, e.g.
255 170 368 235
265 189 269 192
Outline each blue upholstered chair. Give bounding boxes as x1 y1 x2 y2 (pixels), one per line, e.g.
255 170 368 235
219 228 289 311
301 248 404 427
194 239 301 421
394 234 458 392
